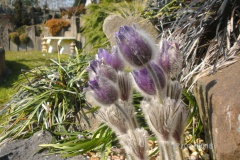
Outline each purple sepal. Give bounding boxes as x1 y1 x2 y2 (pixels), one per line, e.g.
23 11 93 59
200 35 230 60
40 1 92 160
115 26 152 67
89 77 118 105
132 62 166 95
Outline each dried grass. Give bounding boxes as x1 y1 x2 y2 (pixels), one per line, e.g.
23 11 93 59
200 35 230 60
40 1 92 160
157 0 240 91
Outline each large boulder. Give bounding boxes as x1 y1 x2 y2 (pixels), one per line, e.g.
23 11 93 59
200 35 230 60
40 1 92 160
0 130 88 160
194 60 240 160
0 47 6 77
103 15 159 46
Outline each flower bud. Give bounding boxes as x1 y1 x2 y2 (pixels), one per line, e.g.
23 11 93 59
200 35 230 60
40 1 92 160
117 72 132 101
110 46 125 71
115 26 153 67
132 67 156 95
97 46 124 71
132 62 166 95
158 39 182 75
88 59 117 83
97 48 111 63
97 64 118 83
158 39 171 73
118 128 148 160
88 77 118 105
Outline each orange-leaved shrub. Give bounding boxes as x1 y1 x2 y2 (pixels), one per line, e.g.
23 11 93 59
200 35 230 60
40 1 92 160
45 19 70 36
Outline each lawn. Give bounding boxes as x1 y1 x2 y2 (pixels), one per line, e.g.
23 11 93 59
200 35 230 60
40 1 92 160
0 51 69 107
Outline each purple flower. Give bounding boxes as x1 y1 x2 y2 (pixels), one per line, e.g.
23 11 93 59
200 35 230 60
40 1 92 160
89 77 118 105
89 59 117 83
158 39 171 73
97 65 117 83
132 62 165 95
115 26 153 67
97 48 111 64
157 39 182 75
97 46 124 71
110 46 124 70
89 59 99 73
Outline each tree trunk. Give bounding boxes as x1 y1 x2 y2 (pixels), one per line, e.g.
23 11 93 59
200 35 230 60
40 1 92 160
0 47 6 76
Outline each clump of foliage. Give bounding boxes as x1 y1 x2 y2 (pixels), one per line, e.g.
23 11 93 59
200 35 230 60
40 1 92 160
19 33 30 50
142 0 187 24
45 19 70 36
19 33 29 44
8 25 33 51
0 51 69 106
0 50 120 157
0 53 90 141
9 32 20 46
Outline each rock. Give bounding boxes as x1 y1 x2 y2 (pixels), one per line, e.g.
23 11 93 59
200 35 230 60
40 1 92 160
0 47 6 77
0 130 88 160
194 60 240 160
75 110 102 132
103 15 159 47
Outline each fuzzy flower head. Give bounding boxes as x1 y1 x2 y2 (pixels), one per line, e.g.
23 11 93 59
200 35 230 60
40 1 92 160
88 77 119 106
132 62 166 96
118 128 148 160
89 58 118 83
141 96 188 142
157 39 182 76
98 105 130 135
87 47 125 106
115 25 155 68
97 46 124 71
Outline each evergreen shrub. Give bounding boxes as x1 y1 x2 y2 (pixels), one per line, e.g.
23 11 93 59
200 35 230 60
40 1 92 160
9 32 20 45
19 33 30 45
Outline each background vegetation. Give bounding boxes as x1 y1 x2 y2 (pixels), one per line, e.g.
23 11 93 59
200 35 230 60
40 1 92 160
9 32 20 46
81 0 145 55
45 19 70 36
0 51 68 107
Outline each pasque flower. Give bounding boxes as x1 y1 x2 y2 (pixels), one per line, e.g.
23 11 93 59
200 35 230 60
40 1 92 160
97 46 124 71
157 39 183 76
132 62 166 96
86 25 187 160
141 97 187 142
118 128 148 160
89 58 117 83
88 77 118 106
115 26 154 68
98 105 130 135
